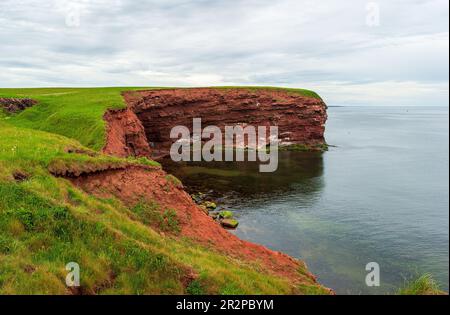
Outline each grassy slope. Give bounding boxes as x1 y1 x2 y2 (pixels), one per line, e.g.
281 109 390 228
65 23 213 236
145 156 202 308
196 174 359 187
0 87 327 295
0 87 144 150
398 274 447 296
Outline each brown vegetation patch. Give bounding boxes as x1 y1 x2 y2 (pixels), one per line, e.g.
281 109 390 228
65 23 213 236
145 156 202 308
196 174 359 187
0 98 37 113
65 146 98 157
48 160 130 177
13 171 29 182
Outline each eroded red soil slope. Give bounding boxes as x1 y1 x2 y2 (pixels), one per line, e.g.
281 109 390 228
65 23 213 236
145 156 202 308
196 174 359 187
70 165 323 286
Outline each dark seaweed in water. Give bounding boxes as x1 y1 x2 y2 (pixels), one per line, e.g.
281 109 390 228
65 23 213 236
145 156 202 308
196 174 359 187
161 151 324 204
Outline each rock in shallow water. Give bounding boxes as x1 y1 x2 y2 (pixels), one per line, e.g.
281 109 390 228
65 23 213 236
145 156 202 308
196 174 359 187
209 212 220 219
219 211 234 219
204 201 217 210
221 219 239 229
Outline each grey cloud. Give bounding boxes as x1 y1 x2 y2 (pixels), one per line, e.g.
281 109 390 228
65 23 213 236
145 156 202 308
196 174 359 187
0 0 448 106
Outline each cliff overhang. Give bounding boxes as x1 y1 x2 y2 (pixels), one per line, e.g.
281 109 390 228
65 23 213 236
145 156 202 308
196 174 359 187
104 88 328 159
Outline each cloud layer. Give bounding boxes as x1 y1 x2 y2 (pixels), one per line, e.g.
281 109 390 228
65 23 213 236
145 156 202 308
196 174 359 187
0 0 448 105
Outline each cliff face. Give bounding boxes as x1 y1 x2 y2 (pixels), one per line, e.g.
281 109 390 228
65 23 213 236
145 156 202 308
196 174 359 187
102 108 152 158
122 88 327 156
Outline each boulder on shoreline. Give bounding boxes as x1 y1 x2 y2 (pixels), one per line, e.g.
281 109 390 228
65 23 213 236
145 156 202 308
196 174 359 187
219 211 234 219
221 219 239 229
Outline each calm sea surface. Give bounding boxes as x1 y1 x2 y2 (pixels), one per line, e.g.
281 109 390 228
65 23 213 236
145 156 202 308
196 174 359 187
162 106 449 294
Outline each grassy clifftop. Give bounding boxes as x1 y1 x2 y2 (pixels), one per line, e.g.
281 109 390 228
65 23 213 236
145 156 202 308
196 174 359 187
0 87 142 150
0 87 328 295
0 87 322 151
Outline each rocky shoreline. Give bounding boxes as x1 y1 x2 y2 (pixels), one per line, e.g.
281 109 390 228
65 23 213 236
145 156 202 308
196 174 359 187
191 192 240 229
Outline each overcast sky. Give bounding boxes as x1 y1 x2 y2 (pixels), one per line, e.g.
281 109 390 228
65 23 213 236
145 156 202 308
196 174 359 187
0 0 448 106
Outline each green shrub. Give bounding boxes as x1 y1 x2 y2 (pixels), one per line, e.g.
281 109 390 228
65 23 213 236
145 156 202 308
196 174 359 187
187 280 205 295
398 274 446 295
132 200 162 225
165 174 182 187
160 209 180 234
131 202 180 234
0 235 17 254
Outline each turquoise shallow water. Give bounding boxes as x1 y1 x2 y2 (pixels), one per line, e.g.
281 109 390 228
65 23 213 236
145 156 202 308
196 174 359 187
162 106 449 295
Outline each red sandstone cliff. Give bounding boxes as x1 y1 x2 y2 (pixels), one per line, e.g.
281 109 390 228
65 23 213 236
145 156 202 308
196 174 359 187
128 88 327 155
103 88 328 158
86 88 331 293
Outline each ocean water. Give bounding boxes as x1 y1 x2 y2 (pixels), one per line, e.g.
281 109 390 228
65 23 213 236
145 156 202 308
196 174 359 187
162 106 449 295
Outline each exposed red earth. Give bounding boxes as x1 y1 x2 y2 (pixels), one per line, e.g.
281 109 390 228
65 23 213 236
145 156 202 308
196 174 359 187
69 88 331 292
70 165 322 285
103 108 152 158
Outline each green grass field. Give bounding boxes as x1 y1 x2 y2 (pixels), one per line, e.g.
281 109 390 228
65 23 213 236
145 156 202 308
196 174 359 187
0 87 328 295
